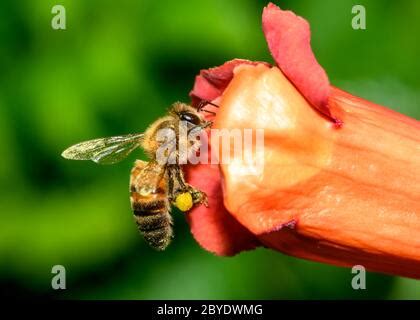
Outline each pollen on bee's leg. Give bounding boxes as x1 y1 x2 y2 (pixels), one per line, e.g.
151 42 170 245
175 192 193 212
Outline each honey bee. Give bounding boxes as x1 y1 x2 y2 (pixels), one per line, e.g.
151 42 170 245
62 101 216 250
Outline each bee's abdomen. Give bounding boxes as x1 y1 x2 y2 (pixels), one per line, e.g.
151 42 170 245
136 212 173 250
131 194 173 251
130 160 173 251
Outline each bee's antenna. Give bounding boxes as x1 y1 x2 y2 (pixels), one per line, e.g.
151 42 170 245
197 100 220 112
205 101 219 108
201 109 216 115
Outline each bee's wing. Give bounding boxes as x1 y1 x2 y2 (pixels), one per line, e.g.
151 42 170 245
61 133 144 165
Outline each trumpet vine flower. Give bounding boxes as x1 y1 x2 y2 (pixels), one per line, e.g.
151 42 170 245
185 3 420 279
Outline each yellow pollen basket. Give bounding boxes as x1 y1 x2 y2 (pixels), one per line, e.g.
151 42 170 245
175 192 193 212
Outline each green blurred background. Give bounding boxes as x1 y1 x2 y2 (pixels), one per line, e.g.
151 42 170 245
0 0 419 299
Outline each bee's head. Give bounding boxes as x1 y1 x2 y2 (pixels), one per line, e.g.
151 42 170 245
170 102 211 128
179 110 201 125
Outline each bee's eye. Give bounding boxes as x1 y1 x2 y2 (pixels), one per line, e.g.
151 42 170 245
179 112 201 125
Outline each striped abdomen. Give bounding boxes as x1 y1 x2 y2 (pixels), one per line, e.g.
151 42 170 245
130 160 173 250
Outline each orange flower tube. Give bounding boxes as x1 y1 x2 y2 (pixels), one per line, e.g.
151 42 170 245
217 64 420 279
185 3 420 279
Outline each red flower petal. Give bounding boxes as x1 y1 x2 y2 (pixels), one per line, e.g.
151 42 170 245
186 163 260 256
189 59 268 107
189 75 222 107
185 132 260 256
262 3 332 119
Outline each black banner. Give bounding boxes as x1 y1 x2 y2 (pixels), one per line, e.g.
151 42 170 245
3 300 418 319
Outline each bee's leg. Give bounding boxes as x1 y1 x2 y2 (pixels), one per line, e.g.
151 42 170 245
170 165 208 207
173 165 187 189
167 168 175 203
188 187 208 207
167 165 187 200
